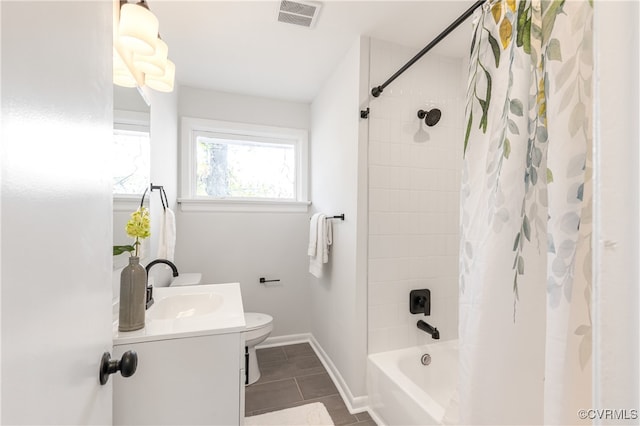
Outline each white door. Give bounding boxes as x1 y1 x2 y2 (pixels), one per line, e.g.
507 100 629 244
1 1 115 424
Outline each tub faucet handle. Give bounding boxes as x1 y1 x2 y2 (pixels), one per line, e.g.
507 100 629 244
409 289 431 316
418 296 427 310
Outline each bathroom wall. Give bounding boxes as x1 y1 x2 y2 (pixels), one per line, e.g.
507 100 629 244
367 38 464 353
309 36 369 403
175 87 312 337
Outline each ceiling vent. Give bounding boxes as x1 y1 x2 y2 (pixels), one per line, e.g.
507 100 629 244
277 0 321 28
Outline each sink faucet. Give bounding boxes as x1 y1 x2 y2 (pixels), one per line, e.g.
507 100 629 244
417 320 440 339
146 259 179 277
144 259 180 310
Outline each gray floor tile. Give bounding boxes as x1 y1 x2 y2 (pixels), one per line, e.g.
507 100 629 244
327 406 359 425
247 398 310 416
283 342 316 359
246 343 371 424
258 354 325 383
248 395 359 426
296 373 339 400
256 346 287 364
244 378 303 413
307 394 349 411
355 411 373 422
345 420 377 426
311 395 359 426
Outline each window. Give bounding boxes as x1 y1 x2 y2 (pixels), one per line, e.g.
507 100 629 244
112 110 150 196
112 128 150 194
195 132 295 199
180 117 309 212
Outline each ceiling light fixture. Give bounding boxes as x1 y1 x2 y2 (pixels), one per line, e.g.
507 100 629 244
113 0 175 92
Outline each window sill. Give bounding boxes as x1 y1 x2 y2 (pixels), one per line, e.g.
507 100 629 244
113 194 146 212
177 198 311 213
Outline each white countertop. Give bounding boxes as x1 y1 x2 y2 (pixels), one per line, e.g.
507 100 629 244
113 283 246 345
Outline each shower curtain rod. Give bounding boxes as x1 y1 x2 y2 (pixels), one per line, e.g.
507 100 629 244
370 0 486 98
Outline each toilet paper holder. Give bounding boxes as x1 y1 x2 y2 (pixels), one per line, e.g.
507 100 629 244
259 277 281 284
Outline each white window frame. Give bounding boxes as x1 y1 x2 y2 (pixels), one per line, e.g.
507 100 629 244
179 117 310 212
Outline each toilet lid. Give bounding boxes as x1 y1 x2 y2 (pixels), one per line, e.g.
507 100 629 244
244 312 273 331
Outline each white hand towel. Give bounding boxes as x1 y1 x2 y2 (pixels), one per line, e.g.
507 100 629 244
157 208 176 261
308 213 322 256
309 214 332 278
308 214 325 277
323 218 333 263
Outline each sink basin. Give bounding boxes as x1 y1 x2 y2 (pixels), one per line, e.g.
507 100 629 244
147 292 224 320
114 283 246 345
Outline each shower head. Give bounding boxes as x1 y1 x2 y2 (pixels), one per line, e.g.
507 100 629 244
417 108 442 127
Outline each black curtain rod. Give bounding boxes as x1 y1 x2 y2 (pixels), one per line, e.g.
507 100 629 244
370 0 486 98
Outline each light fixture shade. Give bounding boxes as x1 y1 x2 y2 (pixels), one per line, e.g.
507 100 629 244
133 38 168 76
113 47 137 88
145 60 175 92
118 3 159 56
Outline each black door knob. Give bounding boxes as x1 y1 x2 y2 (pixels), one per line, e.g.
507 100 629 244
99 350 138 385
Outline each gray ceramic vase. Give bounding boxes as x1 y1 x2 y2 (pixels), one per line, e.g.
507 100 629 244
118 256 147 332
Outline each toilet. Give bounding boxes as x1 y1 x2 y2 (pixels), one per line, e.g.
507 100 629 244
244 312 274 385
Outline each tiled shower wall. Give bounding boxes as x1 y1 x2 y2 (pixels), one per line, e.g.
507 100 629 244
367 38 464 353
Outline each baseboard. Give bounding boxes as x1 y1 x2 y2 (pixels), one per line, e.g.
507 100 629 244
257 333 313 349
307 335 369 414
258 333 369 415
367 409 387 426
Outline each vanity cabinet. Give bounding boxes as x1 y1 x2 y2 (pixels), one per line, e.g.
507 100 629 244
113 331 245 425
112 283 247 425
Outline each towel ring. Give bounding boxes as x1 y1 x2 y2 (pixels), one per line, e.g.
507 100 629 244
139 183 168 211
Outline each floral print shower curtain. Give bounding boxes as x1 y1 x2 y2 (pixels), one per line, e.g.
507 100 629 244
459 0 593 423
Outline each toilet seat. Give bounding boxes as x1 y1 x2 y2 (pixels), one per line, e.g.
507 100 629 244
244 312 273 331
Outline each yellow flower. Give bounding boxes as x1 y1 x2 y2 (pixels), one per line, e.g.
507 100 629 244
126 207 151 239
124 207 150 257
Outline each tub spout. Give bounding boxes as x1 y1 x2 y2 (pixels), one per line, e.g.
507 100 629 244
417 320 440 339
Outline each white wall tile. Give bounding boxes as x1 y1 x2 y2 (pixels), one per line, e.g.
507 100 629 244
367 37 464 354
369 303 404 330
369 188 389 212
388 144 403 166
369 117 391 142
369 141 390 166
369 165 390 189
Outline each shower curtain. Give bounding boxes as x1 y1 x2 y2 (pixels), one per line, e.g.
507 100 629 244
459 1 593 424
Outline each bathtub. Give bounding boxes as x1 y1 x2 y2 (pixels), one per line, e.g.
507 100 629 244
367 340 459 425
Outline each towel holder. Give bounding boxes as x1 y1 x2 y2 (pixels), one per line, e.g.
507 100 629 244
139 183 168 211
310 214 345 221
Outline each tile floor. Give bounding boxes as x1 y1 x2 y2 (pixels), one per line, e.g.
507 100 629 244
244 343 376 426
